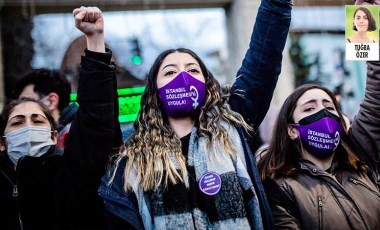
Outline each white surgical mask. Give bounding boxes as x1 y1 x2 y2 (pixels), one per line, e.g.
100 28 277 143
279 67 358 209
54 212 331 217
5 126 54 165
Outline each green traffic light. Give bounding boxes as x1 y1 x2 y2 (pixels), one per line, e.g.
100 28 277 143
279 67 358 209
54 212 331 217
131 55 142 65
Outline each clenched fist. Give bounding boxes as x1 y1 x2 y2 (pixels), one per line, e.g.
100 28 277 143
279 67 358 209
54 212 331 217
73 6 105 52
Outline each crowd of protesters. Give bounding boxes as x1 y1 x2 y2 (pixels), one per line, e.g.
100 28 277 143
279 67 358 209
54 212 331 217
0 0 379 229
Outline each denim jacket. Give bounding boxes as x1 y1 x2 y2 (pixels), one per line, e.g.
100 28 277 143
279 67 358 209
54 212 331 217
99 0 292 229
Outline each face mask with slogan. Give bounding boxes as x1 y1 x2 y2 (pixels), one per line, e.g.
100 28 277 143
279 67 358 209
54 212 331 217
158 71 206 118
290 109 343 159
5 126 54 165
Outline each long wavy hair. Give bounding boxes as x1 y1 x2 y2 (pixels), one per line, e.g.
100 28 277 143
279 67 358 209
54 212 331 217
258 84 366 180
122 48 252 191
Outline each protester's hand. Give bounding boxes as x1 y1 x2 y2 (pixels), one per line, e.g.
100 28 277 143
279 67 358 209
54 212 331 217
355 0 380 5
73 6 103 35
73 6 105 52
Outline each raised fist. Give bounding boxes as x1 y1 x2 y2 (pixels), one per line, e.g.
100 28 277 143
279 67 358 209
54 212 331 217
73 6 104 36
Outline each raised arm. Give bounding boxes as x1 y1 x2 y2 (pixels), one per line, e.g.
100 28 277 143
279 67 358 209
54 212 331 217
349 0 380 186
229 0 292 131
62 7 122 228
349 60 380 185
73 6 106 52
227 1 292 229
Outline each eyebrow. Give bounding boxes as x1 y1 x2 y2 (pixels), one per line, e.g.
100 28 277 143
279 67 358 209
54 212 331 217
161 62 200 71
300 98 332 106
8 114 48 124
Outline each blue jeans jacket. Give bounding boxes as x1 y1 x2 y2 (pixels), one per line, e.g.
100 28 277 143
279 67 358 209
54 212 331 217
229 0 291 130
99 0 292 229
229 0 291 228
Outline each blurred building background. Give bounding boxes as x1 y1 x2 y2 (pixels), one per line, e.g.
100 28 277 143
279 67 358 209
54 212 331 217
0 0 364 134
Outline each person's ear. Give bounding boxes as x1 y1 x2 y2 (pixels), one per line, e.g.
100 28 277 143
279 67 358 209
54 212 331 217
45 93 59 111
51 130 58 145
287 125 299 140
0 137 7 152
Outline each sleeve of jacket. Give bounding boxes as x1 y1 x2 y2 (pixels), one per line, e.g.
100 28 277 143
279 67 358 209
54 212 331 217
349 60 380 184
269 203 301 229
98 157 144 230
62 48 122 228
262 178 302 229
237 128 274 229
229 0 292 131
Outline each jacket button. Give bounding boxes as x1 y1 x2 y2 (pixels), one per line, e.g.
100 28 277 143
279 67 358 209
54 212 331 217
312 168 317 173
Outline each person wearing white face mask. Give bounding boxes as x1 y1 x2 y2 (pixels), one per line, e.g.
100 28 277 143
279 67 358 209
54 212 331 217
5 126 55 166
0 6 122 229
14 68 78 150
0 98 58 166
0 98 60 229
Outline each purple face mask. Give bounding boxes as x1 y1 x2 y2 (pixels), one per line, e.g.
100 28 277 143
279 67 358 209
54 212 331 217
158 71 206 118
291 109 343 159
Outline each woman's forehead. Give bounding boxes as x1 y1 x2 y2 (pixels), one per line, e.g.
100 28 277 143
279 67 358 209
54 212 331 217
297 89 332 104
161 52 198 66
8 102 45 120
355 10 366 16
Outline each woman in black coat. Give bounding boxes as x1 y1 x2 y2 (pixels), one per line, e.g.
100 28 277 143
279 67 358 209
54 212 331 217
0 7 121 229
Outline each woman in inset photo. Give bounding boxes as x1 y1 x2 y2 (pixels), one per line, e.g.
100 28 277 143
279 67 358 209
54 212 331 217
347 6 377 43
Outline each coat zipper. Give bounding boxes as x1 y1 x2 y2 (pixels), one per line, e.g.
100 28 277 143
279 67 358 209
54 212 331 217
301 164 371 230
0 168 23 230
0 169 18 197
317 196 324 230
348 177 380 199
19 213 24 230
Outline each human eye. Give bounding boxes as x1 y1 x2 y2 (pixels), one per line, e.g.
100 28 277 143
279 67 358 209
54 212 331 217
325 104 335 111
164 70 176 76
34 115 49 124
9 121 23 126
303 107 315 112
8 117 24 126
188 69 200 74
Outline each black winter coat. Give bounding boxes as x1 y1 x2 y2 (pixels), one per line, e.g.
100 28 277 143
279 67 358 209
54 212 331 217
0 49 121 230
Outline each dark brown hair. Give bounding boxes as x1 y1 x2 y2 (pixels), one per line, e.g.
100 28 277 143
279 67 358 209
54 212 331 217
353 7 377 32
15 68 71 112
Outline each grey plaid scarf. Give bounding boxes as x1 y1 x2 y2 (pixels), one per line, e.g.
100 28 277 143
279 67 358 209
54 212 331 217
129 124 263 230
